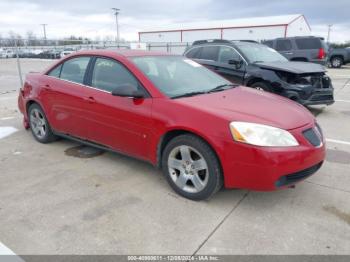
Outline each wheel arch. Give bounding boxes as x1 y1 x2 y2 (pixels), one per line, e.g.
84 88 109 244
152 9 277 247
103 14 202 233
156 128 222 172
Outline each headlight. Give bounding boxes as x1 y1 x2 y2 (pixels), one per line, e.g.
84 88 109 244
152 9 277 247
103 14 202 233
230 122 299 147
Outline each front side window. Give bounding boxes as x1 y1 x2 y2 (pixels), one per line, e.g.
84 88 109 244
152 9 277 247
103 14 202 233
276 40 292 51
218 46 241 63
91 58 139 92
60 57 90 84
132 56 231 98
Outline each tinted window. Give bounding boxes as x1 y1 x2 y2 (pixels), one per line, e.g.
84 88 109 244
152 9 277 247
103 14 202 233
199 46 219 61
218 46 241 63
276 40 292 51
48 64 62 78
91 58 139 92
263 41 273 48
185 47 202 59
60 57 90 84
295 38 322 49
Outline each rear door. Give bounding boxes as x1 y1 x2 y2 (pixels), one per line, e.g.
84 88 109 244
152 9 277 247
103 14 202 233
187 46 220 71
82 57 153 160
43 56 92 139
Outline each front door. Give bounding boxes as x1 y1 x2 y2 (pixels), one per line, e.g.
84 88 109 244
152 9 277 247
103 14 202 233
82 57 153 160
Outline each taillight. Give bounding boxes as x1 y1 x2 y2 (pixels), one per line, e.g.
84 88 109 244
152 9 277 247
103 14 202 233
318 48 325 59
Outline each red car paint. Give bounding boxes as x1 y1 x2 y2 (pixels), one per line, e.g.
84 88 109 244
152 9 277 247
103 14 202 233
18 50 325 191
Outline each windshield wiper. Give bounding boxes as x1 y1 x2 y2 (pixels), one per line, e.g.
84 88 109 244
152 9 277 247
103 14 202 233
172 91 208 99
207 83 238 93
252 60 264 64
172 84 237 99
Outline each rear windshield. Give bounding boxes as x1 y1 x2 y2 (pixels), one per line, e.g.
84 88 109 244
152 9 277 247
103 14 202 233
295 38 322 49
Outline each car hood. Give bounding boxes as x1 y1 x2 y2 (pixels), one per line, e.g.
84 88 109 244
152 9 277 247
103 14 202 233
177 86 314 130
256 61 326 74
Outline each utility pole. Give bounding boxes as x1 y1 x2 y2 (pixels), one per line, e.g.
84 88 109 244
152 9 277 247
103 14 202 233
40 24 47 40
327 24 333 44
111 8 120 43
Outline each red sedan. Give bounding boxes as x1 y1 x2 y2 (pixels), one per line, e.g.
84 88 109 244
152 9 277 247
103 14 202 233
18 50 325 200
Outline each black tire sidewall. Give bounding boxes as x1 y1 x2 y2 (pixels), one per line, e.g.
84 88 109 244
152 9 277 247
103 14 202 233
28 104 56 143
161 134 222 201
251 82 271 92
331 57 343 68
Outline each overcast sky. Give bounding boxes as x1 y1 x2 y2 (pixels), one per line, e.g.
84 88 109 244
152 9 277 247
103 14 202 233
0 0 349 42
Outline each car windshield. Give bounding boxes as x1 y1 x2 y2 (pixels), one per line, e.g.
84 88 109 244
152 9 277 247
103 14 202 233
236 43 288 63
131 56 232 98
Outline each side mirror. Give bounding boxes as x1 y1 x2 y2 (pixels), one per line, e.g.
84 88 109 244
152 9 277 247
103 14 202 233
228 59 243 69
112 84 145 99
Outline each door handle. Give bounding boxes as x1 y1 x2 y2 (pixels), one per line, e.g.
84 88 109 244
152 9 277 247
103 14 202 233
83 96 96 104
285 52 293 55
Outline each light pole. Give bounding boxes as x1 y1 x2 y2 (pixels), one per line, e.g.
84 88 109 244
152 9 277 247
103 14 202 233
112 8 120 43
327 24 333 44
40 24 47 40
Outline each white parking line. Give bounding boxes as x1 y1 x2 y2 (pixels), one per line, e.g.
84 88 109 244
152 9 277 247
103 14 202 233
336 100 350 103
0 242 24 262
0 126 18 139
0 117 15 121
326 138 350 146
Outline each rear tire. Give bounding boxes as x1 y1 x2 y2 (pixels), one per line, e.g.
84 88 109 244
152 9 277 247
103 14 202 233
28 103 57 143
161 134 223 201
330 56 343 68
251 82 272 92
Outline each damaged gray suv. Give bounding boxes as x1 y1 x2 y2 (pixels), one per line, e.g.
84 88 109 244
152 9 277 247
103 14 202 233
184 40 334 106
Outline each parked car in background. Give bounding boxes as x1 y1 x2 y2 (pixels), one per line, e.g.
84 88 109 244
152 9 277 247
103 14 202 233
40 49 62 59
60 48 75 58
262 36 328 65
184 39 334 106
328 47 350 68
0 49 15 58
18 50 325 200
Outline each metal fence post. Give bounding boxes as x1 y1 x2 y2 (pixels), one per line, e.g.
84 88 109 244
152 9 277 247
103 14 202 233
14 39 23 89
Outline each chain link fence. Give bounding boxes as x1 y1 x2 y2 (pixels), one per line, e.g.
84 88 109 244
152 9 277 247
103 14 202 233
0 38 191 89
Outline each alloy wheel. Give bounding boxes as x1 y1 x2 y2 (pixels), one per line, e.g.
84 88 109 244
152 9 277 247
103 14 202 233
167 145 209 193
30 109 47 139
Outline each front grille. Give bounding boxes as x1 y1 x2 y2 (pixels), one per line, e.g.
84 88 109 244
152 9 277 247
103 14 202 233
303 128 322 147
275 162 323 187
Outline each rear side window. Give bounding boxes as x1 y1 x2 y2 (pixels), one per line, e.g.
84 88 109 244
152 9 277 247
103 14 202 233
185 47 202 59
48 64 62 78
276 40 292 51
91 58 139 92
295 38 322 50
199 46 219 61
60 57 90 84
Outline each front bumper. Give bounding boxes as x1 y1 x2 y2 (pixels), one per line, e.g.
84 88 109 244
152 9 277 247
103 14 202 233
280 78 335 106
217 122 325 191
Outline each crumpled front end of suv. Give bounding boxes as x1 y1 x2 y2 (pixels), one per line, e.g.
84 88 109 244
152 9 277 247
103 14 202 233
276 71 335 106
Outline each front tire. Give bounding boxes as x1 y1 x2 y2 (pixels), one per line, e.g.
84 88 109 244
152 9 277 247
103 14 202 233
28 103 57 143
251 82 272 92
161 134 223 201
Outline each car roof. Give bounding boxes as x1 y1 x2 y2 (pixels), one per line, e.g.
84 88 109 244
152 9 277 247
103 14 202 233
71 49 172 58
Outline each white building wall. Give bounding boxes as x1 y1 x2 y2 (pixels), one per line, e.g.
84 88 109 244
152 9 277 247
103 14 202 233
182 29 221 42
223 26 286 41
286 16 311 37
140 31 181 42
